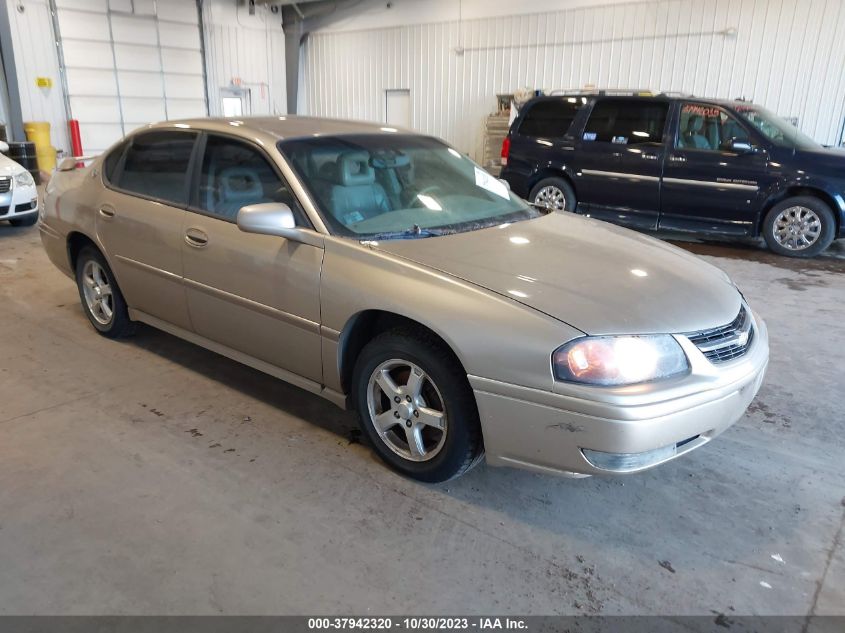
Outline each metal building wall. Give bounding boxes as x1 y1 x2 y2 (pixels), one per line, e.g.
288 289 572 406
300 0 845 162
201 0 287 118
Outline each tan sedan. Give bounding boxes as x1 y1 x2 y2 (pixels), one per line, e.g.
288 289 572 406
40 117 768 482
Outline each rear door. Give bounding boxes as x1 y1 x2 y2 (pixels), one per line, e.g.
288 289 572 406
504 98 584 199
660 102 769 235
573 98 669 230
180 133 324 383
98 130 197 330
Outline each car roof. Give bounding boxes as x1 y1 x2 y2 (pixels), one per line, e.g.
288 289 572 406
136 115 412 143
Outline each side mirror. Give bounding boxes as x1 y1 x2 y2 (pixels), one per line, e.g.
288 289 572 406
236 203 323 247
0 140 8 154
726 138 756 154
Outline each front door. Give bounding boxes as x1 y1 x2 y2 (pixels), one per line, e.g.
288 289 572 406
180 133 324 383
97 130 198 330
573 98 669 230
660 102 769 235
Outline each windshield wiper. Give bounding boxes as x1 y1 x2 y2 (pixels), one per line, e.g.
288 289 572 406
362 225 450 241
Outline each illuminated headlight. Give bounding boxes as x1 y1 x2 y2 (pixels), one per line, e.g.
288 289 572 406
553 335 689 386
14 171 34 188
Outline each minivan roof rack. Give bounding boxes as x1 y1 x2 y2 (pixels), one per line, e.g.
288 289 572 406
545 88 694 98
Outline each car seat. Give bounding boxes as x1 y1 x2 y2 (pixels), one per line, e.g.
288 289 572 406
324 152 391 225
214 166 265 220
681 116 711 150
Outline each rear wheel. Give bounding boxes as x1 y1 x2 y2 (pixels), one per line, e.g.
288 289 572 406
75 246 136 338
763 196 835 258
9 213 37 227
352 328 483 482
530 177 577 213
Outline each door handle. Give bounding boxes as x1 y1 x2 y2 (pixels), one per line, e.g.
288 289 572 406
184 228 208 248
668 155 687 163
98 205 116 218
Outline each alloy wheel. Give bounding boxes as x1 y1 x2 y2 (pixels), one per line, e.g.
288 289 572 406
534 185 567 211
81 260 114 325
772 206 822 251
366 359 448 462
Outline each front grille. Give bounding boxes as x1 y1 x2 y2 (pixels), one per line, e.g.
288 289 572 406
686 306 754 364
0 178 10 193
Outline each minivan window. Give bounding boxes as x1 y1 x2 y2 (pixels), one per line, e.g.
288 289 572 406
583 99 668 145
676 103 750 151
116 131 197 206
195 135 300 223
518 99 583 138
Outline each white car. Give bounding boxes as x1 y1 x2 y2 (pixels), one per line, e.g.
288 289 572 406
0 140 39 227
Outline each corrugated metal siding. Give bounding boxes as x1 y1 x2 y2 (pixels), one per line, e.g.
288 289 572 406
5 0 70 152
301 0 845 161
201 1 287 117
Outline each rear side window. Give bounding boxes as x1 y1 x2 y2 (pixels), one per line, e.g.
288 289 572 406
583 99 668 145
116 131 197 206
518 100 582 138
103 141 127 184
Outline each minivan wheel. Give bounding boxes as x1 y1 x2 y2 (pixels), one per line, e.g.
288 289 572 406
352 328 483 483
763 196 835 258
530 177 577 213
75 246 136 338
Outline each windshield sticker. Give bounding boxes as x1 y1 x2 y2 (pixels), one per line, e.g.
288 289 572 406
612 136 628 144
583 132 597 141
474 166 510 200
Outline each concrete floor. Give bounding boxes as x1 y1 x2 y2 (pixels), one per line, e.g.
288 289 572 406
0 218 843 617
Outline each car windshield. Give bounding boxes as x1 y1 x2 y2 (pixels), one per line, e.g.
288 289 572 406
279 134 540 239
734 104 821 150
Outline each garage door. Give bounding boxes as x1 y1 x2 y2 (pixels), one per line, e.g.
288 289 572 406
55 0 207 154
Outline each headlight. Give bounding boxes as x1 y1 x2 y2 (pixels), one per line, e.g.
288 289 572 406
14 171 34 187
553 335 689 386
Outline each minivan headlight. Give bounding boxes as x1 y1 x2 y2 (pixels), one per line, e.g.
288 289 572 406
14 171 34 187
553 335 689 386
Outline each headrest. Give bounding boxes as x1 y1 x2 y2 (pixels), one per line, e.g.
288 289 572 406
218 167 263 202
338 152 375 186
687 116 704 133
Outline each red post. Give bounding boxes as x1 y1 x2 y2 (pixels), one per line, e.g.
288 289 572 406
69 119 83 166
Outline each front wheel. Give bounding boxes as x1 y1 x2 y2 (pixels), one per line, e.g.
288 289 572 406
529 177 577 213
762 196 835 258
352 329 483 482
75 246 136 338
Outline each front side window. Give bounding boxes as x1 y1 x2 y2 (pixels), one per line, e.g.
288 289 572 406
280 134 539 239
195 135 299 223
518 99 584 138
583 99 668 145
676 103 751 151
733 104 821 150
116 131 197 206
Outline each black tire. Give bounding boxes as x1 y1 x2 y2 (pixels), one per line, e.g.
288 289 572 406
9 213 37 227
352 328 483 483
762 196 836 258
529 176 577 213
75 245 136 338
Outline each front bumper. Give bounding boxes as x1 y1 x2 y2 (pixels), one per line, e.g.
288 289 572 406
471 311 769 477
0 182 39 220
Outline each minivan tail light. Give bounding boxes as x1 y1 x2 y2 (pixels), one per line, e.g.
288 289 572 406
500 136 510 166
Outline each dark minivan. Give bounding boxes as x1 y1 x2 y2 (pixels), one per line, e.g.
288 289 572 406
500 92 845 257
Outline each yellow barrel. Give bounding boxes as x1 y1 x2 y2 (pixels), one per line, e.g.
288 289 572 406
23 121 57 172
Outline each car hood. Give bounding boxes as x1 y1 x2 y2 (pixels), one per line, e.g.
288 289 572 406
0 152 26 176
374 213 741 335
793 147 845 170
